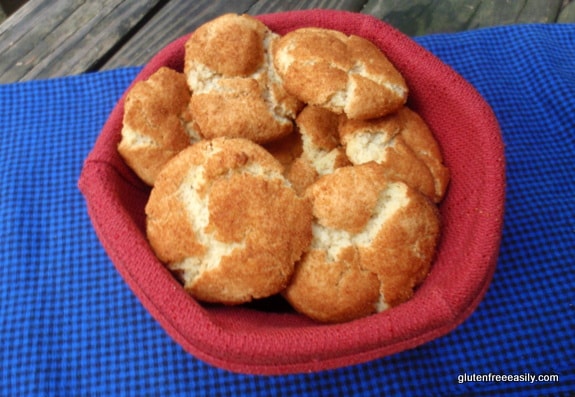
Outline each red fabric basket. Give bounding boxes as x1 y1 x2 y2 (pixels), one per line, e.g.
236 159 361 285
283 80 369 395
78 10 505 375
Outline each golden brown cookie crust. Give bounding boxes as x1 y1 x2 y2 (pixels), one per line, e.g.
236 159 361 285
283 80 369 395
284 248 381 323
284 106 350 194
397 107 450 202
145 137 313 305
118 67 196 186
283 163 441 322
184 14 302 144
339 106 450 203
184 14 265 77
272 28 408 120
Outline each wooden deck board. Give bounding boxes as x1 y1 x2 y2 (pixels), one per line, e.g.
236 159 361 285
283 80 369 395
101 0 368 71
246 0 366 14
469 0 563 26
0 0 161 83
558 0 575 21
100 0 257 71
363 0 565 36
0 0 573 83
31 0 164 79
0 0 84 57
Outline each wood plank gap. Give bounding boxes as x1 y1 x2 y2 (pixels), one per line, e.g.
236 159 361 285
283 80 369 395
100 0 258 70
6 0 164 82
86 0 169 73
1 0 142 81
0 0 86 65
246 0 367 15
0 0 82 45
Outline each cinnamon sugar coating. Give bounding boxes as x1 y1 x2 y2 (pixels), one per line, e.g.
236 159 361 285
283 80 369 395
118 67 198 185
283 163 441 323
145 138 312 304
272 28 408 120
184 14 301 143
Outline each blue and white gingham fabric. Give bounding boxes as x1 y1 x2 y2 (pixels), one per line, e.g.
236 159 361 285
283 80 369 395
1 24 574 396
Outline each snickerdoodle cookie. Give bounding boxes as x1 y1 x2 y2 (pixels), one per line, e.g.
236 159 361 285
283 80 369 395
272 27 408 120
118 67 199 185
285 105 350 194
145 137 313 304
339 106 450 202
283 163 441 323
184 13 301 143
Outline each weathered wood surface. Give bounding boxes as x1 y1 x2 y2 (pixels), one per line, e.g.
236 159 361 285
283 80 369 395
364 0 566 36
0 0 163 83
0 0 573 84
99 0 258 71
101 0 367 70
559 0 575 21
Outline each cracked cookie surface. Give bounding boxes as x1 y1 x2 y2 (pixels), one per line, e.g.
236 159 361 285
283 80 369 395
340 106 450 202
118 67 198 185
146 137 313 304
283 163 441 323
184 13 301 143
272 27 408 120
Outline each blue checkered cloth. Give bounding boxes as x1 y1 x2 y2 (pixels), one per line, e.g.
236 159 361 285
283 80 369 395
1 23 574 396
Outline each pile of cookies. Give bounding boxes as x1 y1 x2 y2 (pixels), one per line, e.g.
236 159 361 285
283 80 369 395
117 13 449 323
